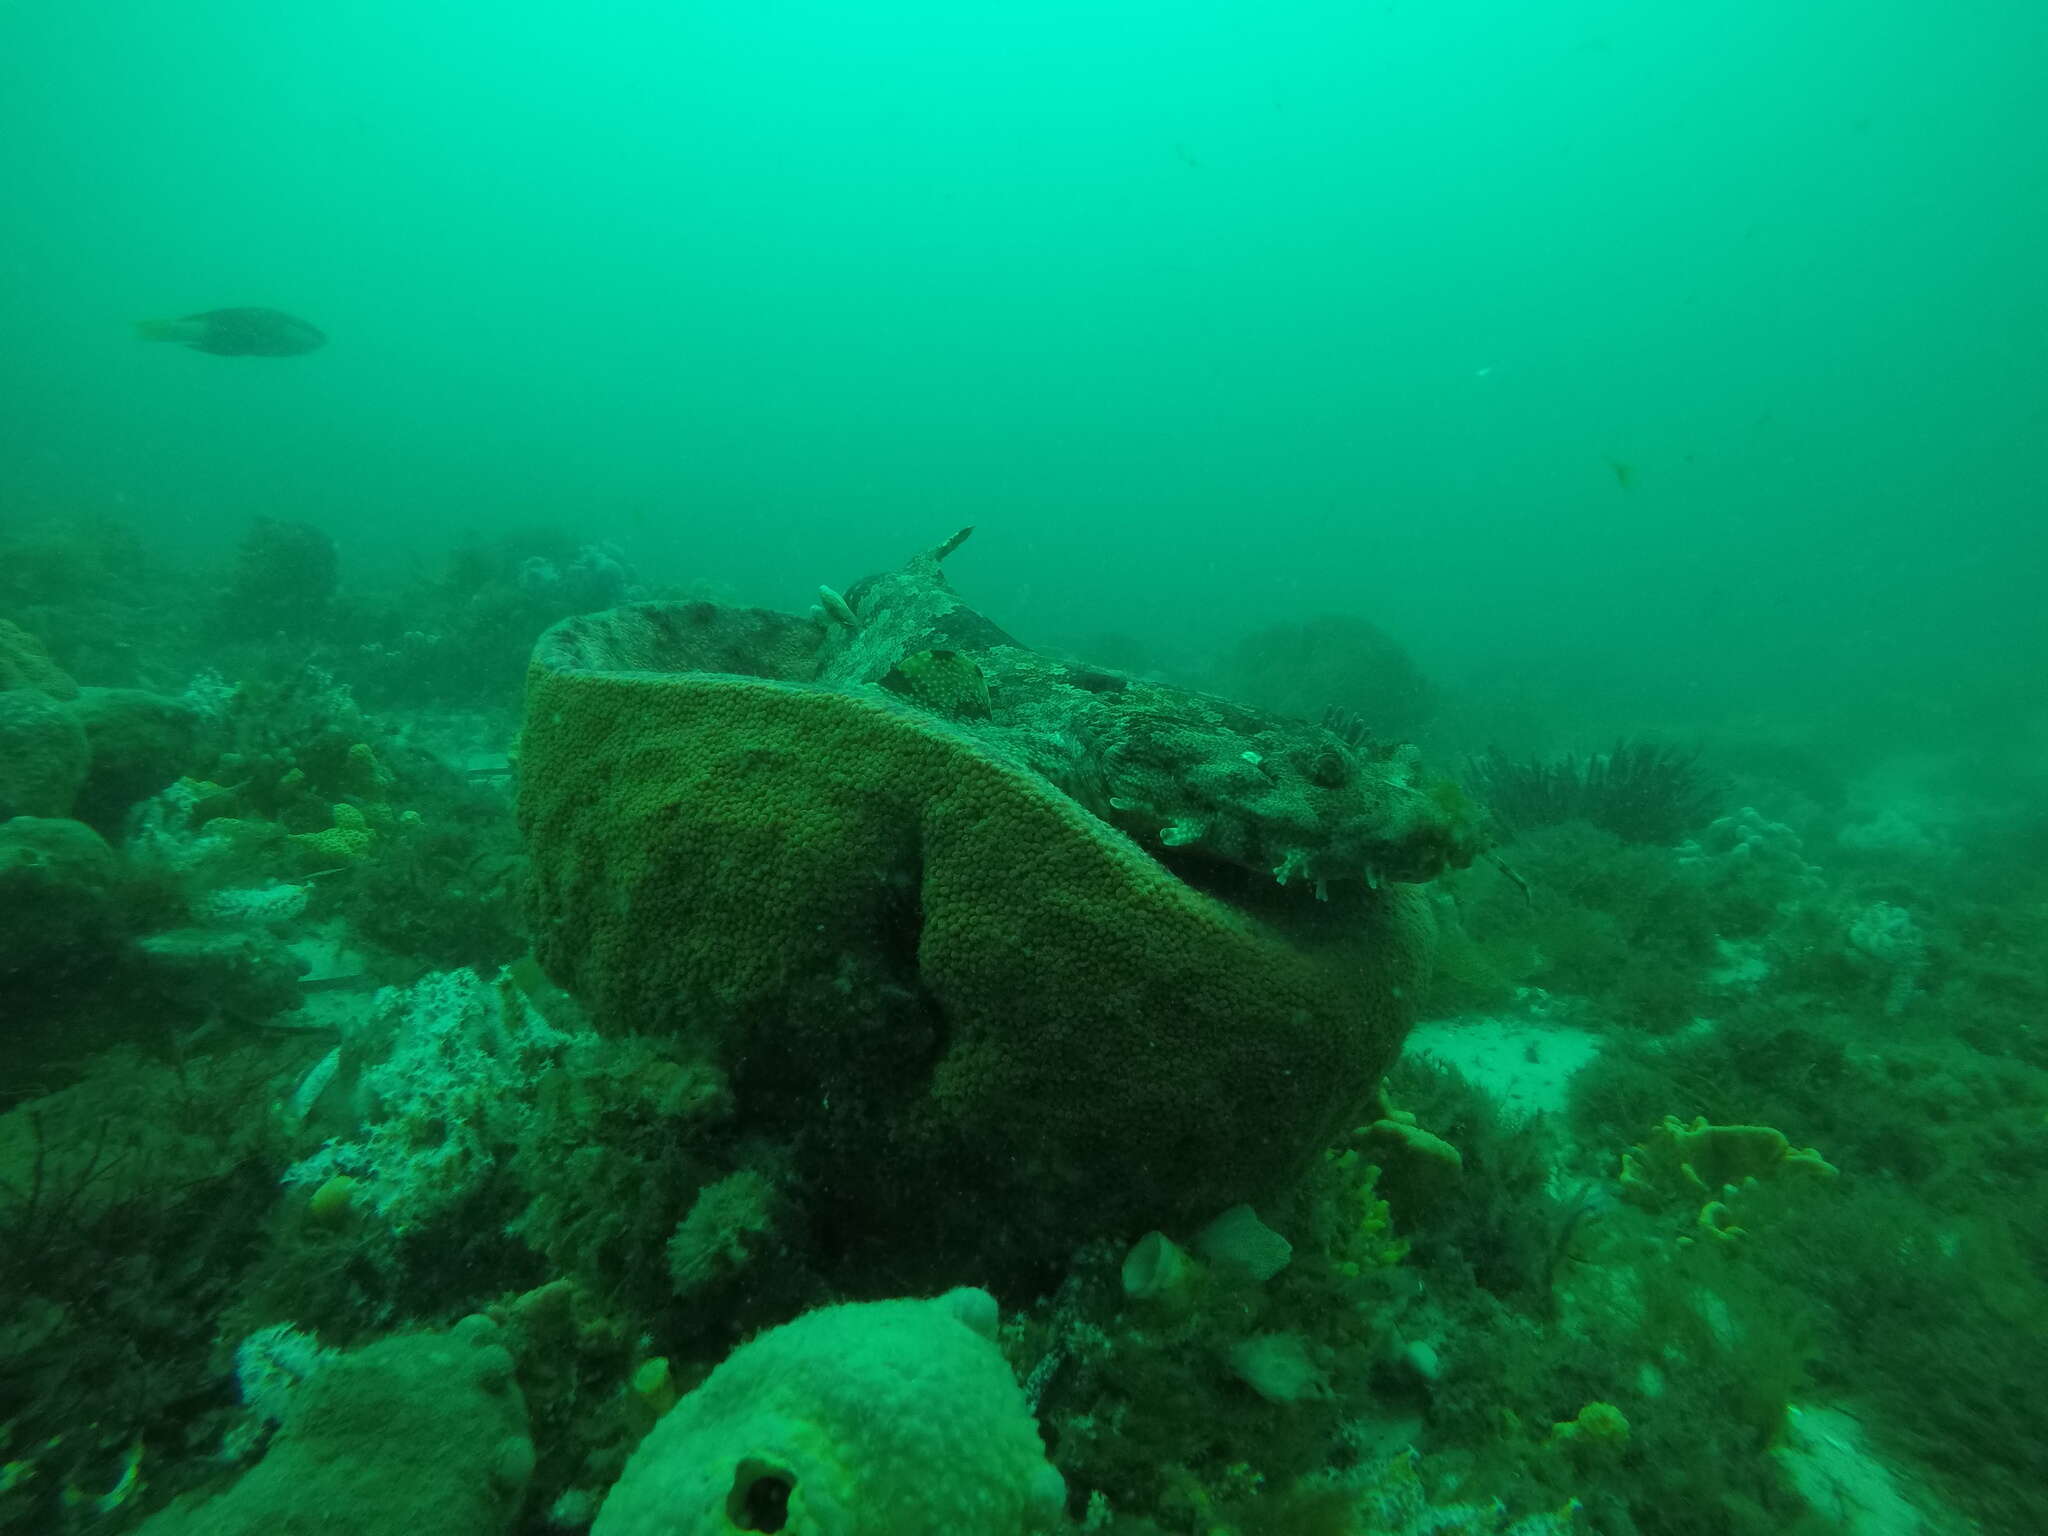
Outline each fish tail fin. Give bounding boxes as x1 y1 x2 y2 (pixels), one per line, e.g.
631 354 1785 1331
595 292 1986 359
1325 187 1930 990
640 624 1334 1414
134 318 191 343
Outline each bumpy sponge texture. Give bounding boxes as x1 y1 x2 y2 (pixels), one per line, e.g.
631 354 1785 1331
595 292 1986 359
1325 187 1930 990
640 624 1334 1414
140 1317 532 1536
520 605 1435 1239
591 1289 1062 1536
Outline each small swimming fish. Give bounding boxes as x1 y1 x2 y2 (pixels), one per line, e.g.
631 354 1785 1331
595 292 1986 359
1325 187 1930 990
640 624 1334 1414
135 306 326 357
881 649 993 720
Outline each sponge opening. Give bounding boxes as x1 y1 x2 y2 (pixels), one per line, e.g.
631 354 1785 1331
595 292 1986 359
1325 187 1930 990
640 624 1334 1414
725 1457 795 1532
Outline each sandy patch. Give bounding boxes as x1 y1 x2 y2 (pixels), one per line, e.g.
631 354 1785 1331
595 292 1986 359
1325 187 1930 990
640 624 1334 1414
1402 1014 1603 1122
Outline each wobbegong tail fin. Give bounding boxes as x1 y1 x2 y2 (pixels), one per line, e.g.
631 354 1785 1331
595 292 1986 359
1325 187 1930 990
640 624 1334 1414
134 318 194 343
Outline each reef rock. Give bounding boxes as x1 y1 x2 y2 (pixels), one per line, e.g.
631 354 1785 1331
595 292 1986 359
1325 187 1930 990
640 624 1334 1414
0 688 89 820
0 618 78 698
70 686 205 832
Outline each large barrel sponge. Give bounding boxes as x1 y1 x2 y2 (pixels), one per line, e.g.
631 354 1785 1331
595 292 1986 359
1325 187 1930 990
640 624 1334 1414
520 557 1450 1249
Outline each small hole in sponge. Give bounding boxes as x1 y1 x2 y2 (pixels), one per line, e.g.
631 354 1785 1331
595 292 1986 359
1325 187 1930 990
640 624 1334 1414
725 1458 795 1531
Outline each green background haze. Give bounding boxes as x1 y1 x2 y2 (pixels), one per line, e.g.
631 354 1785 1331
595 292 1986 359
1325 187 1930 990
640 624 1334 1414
3 0 2042 750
